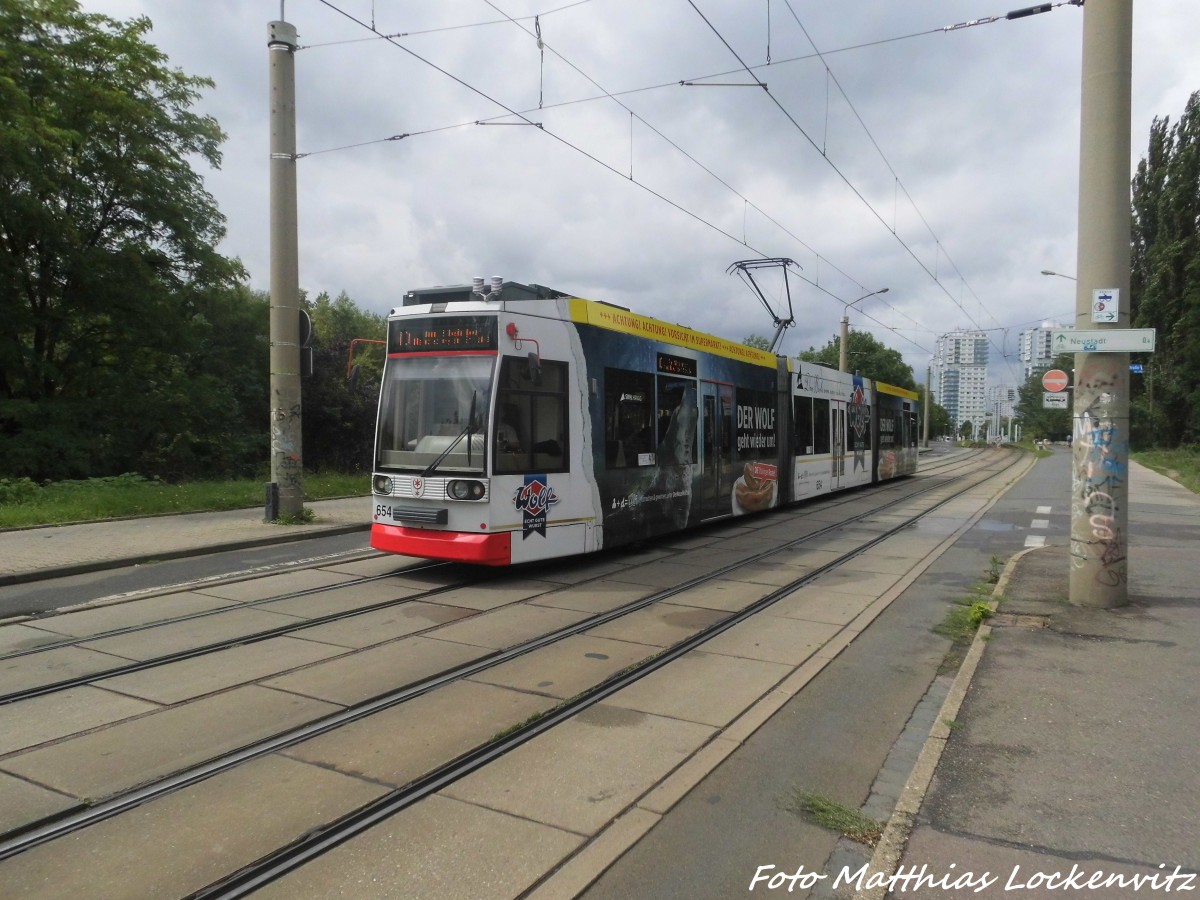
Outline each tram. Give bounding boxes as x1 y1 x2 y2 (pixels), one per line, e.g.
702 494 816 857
370 278 919 565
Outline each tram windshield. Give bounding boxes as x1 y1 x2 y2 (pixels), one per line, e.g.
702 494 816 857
375 355 494 473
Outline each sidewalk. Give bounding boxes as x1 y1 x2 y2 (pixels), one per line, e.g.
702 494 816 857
856 460 1200 899
0 496 369 586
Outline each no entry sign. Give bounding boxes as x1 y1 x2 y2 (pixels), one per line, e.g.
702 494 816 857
1042 369 1069 392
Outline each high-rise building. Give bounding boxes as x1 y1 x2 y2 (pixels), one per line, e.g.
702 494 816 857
935 330 989 435
1018 321 1073 380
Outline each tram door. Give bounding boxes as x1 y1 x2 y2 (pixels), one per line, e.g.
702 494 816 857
831 400 847 490
699 381 734 520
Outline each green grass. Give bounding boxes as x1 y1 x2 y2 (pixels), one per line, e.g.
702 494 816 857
934 598 994 644
0 472 368 528
785 791 885 846
1133 446 1200 494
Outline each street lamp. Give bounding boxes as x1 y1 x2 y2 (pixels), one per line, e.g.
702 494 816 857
1040 269 1077 281
839 288 889 372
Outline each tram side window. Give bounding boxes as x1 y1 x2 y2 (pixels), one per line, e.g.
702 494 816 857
495 356 569 474
812 398 831 455
794 397 815 455
604 369 655 468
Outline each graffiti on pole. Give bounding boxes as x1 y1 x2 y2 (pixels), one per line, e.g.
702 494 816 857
1070 362 1127 586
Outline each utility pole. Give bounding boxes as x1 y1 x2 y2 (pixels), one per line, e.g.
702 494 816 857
266 18 304 521
923 365 931 447
1070 0 1131 606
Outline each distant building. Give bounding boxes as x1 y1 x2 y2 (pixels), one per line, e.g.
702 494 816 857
935 330 989 436
1018 321 1073 380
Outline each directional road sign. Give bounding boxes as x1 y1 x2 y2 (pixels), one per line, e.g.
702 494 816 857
1052 328 1156 353
1043 392 1069 409
1091 288 1119 323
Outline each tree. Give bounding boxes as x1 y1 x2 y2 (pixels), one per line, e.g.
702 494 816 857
1131 90 1200 447
742 334 772 351
302 292 386 473
797 330 917 391
1012 353 1072 442
0 0 245 479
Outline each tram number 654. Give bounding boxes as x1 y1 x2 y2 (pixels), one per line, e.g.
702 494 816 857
375 504 393 519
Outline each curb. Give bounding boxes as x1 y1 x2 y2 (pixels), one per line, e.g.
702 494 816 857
850 544 1047 900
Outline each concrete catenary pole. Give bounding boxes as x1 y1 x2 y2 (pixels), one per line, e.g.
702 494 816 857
1070 0 1131 606
923 365 932 447
267 19 304 521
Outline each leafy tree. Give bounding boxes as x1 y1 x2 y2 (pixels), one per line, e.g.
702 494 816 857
1131 90 1200 447
797 330 917 391
0 0 244 479
302 292 386 473
1013 353 1072 442
917 385 952 439
742 334 772 351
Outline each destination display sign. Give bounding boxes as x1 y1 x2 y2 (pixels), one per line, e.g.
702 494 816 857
1052 328 1156 353
387 316 497 353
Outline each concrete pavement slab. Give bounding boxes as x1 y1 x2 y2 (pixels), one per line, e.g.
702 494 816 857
428 602 593 650
0 770 77 837
78 606 307 660
264 635 489 705
767 585 875 626
16 591 238 638
319 553 425 576
0 754 388 900
441 702 715 836
423 576 560 611
0 623 66 653
584 602 726 648
808 567 903 597
702 613 841 666
603 650 792 728
253 577 427 618
192 567 360 602
665 577 775 612
255 794 583 900
0 644 134 695
602 560 720 589
0 686 157 756
468 634 655 699
281 680 555 787
95 635 348 704
0 685 339 802
288 600 474 649
528 579 656 614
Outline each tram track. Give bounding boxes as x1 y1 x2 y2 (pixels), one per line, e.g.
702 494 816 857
0 451 978 707
0 448 1021 885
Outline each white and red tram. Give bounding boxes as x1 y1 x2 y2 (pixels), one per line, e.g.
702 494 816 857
370 279 919 565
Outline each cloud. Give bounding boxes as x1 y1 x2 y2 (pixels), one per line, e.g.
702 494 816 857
78 0 1200 386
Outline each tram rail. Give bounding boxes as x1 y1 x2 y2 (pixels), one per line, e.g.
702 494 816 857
0 448 1020 885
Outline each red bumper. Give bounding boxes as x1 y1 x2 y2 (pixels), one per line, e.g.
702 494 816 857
370 523 512 565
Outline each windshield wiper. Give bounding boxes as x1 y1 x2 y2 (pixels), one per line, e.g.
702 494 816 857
421 391 478 477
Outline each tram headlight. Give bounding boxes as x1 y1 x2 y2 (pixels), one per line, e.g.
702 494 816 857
447 480 486 501
373 475 393 495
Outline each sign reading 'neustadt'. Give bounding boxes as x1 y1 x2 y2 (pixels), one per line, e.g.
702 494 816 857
1052 328 1156 353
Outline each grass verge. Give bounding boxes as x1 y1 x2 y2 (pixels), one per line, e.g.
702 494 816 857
0 472 368 528
1132 446 1200 494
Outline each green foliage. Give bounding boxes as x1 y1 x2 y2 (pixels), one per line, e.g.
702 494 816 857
1012 353 1073 441
0 0 248 480
1131 91 1200 447
785 791 884 846
0 471 367 528
742 334 772 351
1133 446 1200 494
797 330 917 390
303 291 386 473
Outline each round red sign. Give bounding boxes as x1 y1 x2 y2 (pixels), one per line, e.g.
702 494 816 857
1042 369 1069 392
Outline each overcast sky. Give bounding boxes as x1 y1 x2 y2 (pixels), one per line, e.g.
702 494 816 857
79 0 1200 386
